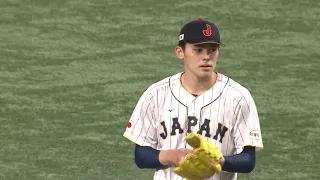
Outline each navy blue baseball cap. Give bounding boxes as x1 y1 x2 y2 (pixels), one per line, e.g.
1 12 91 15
179 18 225 46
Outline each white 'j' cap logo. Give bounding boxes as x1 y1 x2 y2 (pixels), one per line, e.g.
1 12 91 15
179 34 184 41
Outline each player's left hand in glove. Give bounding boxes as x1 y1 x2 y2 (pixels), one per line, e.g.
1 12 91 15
173 133 223 180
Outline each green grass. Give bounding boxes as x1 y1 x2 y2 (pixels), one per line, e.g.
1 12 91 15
1 0 319 179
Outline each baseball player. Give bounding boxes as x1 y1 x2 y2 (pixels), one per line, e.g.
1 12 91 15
123 18 264 180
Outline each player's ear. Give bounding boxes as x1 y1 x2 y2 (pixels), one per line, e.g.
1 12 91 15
175 46 184 60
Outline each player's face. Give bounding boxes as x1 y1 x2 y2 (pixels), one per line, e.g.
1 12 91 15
176 43 220 79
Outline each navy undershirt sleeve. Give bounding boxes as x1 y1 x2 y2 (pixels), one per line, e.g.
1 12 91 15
135 144 256 173
134 144 167 169
222 146 256 173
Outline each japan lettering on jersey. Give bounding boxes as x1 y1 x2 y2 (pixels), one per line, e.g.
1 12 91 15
123 72 264 180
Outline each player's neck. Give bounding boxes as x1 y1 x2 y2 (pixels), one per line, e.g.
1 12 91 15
180 72 217 96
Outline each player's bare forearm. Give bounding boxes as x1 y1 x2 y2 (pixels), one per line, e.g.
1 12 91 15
159 150 176 166
159 148 193 167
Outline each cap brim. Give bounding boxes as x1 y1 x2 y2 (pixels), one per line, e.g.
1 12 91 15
188 40 226 47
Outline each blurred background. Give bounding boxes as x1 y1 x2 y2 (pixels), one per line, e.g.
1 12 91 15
1 0 319 179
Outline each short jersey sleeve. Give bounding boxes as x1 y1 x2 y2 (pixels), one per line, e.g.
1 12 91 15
233 91 264 153
123 89 158 148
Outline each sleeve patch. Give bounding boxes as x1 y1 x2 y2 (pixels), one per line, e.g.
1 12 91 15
127 122 132 128
247 129 261 140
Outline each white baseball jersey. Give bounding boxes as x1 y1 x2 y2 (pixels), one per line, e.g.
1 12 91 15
123 72 264 180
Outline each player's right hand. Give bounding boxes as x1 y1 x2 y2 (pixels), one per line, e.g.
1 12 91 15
174 148 194 167
159 148 194 167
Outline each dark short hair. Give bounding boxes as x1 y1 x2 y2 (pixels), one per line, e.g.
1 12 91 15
178 41 186 50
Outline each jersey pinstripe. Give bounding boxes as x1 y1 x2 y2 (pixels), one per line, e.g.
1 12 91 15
123 72 264 180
